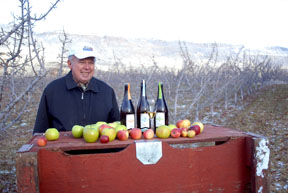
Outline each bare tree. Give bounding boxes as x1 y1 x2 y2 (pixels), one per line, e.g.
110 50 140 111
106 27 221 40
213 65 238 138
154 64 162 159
0 0 60 131
58 29 71 77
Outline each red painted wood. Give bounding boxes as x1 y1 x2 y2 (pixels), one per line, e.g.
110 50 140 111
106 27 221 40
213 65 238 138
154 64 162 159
37 137 251 192
17 125 266 193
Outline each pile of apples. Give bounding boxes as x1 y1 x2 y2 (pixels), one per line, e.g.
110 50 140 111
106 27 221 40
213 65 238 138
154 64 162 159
71 119 204 143
71 121 154 143
156 119 204 139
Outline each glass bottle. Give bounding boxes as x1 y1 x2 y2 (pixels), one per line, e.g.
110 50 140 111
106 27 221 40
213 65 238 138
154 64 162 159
137 80 150 132
154 82 169 127
120 83 135 129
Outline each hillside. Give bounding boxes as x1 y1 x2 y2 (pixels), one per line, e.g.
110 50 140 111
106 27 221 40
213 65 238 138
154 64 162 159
0 84 287 192
33 32 288 69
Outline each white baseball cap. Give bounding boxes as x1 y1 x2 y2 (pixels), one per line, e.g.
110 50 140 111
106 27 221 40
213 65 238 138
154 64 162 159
68 43 97 59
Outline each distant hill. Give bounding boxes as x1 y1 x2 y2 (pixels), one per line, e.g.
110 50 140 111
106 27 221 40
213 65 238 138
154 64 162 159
25 32 288 69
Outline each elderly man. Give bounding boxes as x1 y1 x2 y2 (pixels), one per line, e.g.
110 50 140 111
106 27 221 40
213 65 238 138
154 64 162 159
33 44 120 134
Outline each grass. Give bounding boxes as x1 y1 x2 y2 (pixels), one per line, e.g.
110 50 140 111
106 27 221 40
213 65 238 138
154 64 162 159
0 84 287 192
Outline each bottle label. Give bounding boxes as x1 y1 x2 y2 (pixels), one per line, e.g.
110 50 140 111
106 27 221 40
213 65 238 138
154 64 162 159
140 113 149 129
155 112 165 127
126 114 135 129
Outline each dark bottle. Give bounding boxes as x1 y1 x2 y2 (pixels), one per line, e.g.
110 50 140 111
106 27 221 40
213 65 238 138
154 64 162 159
154 82 169 127
120 83 135 129
137 80 150 132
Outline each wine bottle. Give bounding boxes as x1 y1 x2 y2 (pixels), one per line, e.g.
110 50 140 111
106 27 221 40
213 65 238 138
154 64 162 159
137 80 150 132
154 82 169 127
120 83 135 129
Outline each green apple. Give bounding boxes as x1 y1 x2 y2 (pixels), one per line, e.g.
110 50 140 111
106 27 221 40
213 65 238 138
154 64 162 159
156 125 171 138
108 121 121 128
45 128 60 141
72 125 84 138
167 124 177 131
101 128 116 142
115 124 127 133
83 125 99 143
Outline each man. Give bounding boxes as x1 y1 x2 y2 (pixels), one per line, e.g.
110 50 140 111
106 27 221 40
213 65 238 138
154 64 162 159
33 43 120 134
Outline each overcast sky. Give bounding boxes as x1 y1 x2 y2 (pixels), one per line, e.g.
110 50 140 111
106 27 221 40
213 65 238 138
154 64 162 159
1 0 288 48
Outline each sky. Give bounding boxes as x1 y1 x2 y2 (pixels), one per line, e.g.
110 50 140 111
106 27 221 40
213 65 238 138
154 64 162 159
1 0 288 48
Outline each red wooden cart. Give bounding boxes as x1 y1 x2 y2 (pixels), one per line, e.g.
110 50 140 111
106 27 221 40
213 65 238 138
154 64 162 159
16 125 270 193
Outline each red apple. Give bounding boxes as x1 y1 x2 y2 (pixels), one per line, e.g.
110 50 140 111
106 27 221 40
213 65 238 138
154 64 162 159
37 136 47 147
99 124 113 134
130 128 142 140
170 128 181 138
180 128 188 137
176 119 191 129
143 129 154 140
191 122 205 133
189 125 201 135
117 130 129 141
100 135 109 143
187 130 196 138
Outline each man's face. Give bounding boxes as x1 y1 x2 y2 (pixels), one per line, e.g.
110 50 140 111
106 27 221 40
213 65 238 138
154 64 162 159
68 56 95 84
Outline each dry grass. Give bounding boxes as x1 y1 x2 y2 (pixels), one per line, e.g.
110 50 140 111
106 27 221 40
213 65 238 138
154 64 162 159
0 84 287 192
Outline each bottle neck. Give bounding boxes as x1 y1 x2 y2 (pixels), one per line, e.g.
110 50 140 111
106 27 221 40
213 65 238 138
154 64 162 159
123 84 128 99
158 82 163 99
141 80 146 97
128 83 131 100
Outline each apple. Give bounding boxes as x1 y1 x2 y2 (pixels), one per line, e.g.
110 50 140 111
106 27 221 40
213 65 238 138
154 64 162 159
187 130 196 138
91 121 107 130
117 130 129 141
170 128 181 138
45 128 60 141
180 128 188 137
37 136 47 147
115 124 128 133
108 121 121 128
156 125 171 138
99 124 114 135
189 125 201 135
130 128 142 140
100 135 109 143
167 124 177 131
101 127 117 142
143 129 154 139
83 126 99 143
72 125 84 138
176 119 191 129
191 122 204 133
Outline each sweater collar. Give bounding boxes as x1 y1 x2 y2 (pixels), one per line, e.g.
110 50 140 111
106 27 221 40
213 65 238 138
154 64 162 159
65 71 99 92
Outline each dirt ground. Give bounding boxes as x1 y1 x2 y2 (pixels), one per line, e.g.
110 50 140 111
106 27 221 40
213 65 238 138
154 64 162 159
0 84 287 192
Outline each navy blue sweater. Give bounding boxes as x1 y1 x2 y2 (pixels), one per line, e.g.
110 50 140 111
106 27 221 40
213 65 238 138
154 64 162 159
33 71 120 133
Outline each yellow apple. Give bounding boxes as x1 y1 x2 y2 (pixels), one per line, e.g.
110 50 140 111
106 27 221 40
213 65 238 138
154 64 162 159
115 124 127 133
83 125 99 143
187 130 196 138
45 128 59 141
108 121 121 128
101 128 117 142
72 125 84 138
176 119 191 128
156 125 171 138
167 124 177 131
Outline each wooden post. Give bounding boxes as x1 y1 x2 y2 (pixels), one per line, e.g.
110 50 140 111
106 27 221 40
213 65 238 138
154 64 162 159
16 152 39 193
246 132 270 193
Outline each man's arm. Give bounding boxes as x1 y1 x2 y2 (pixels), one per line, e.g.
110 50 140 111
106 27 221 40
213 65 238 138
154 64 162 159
33 92 50 134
